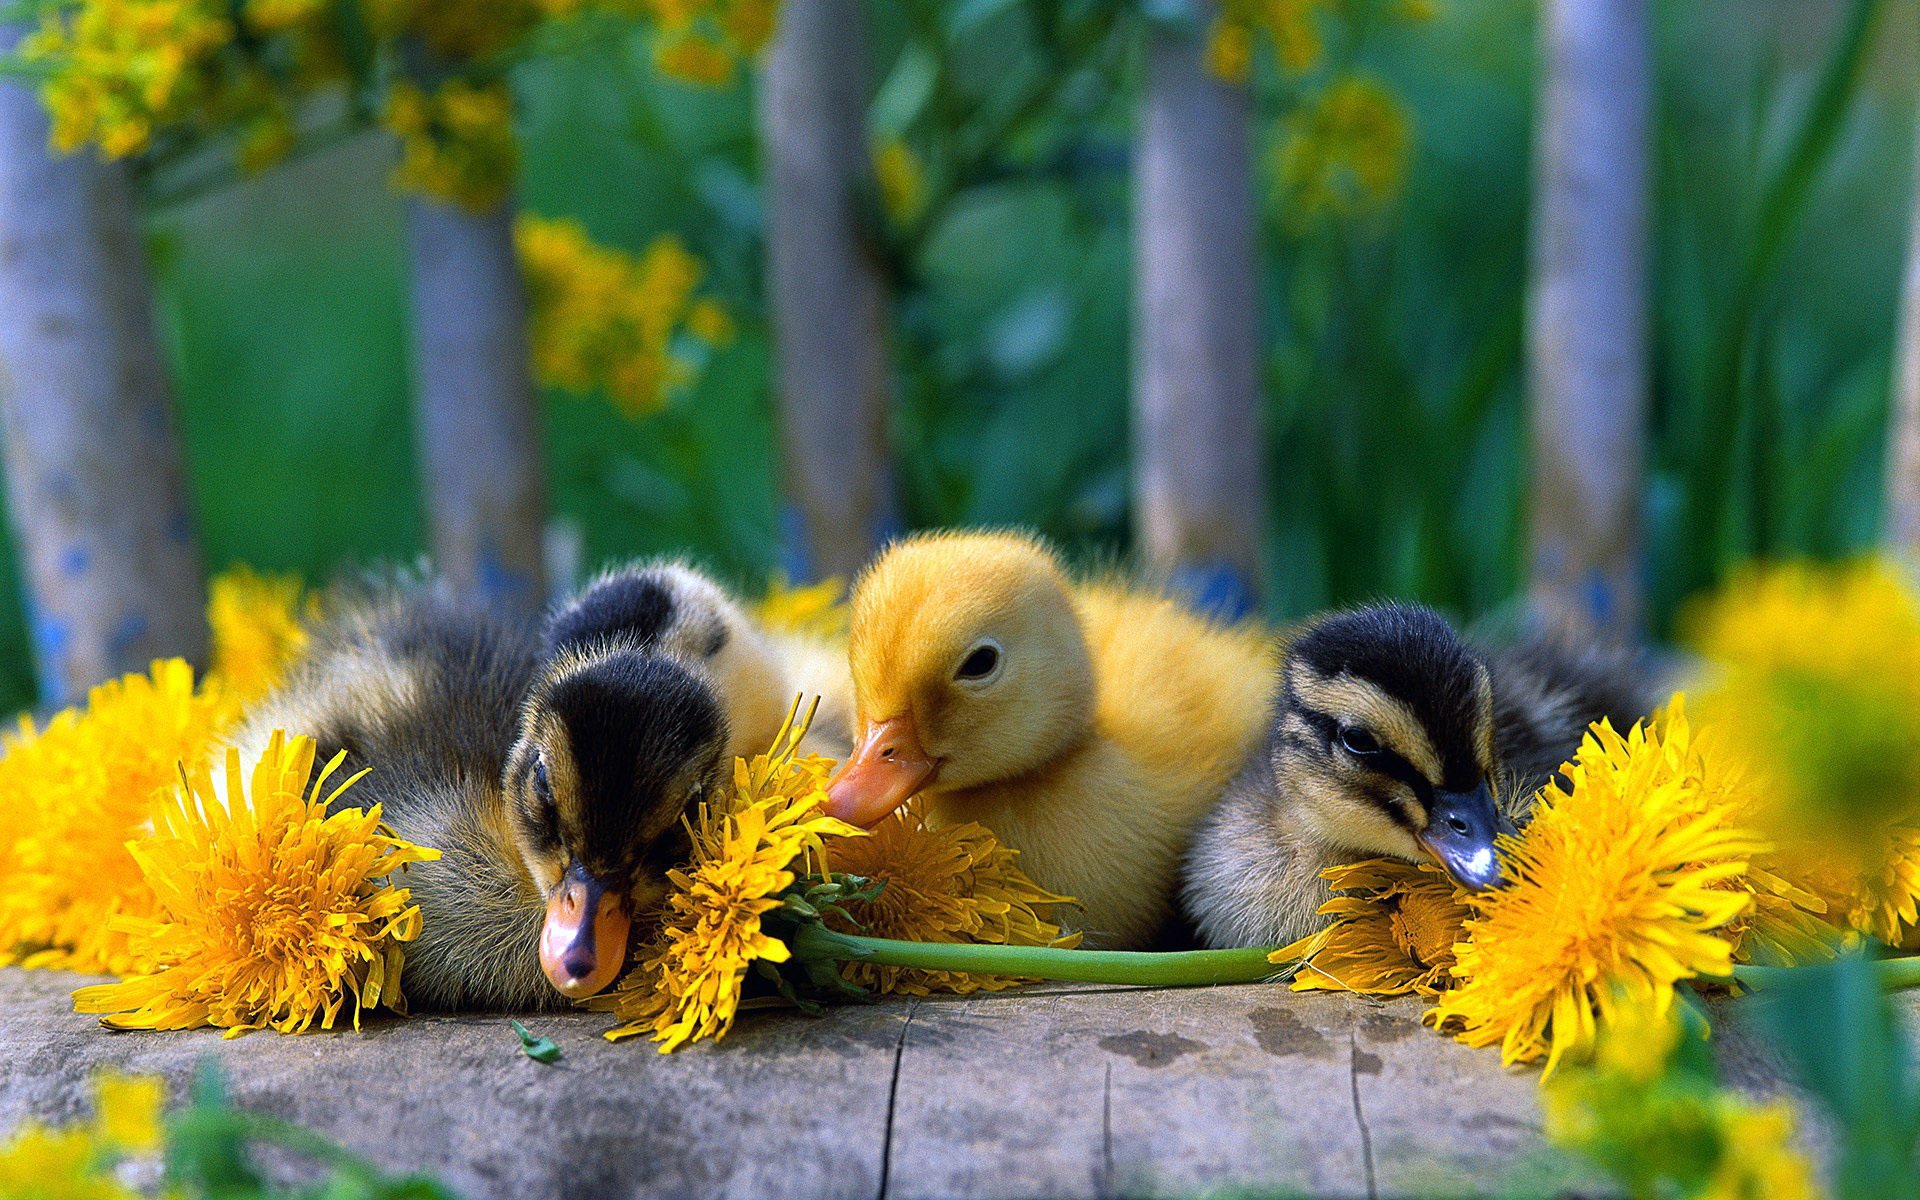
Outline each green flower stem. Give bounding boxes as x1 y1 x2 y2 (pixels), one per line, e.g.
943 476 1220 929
790 924 1288 987
1730 955 1920 992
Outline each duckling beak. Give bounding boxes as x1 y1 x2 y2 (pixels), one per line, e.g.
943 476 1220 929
538 862 632 999
1417 783 1510 892
824 714 939 827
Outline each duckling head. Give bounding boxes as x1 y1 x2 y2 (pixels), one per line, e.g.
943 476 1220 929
1275 602 1513 890
504 652 729 1000
825 531 1095 826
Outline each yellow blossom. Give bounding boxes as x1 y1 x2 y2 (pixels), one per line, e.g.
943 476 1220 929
0 660 233 974
1277 76 1411 224
1426 703 1762 1075
872 137 927 225
754 572 848 640
24 0 233 158
596 703 862 1051
1544 1001 1818 1200
0 1074 168 1199
686 298 736 346
1685 559 1920 946
517 215 721 416
816 800 1077 996
1272 858 1469 997
653 32 737 86
384 77 518 211
207 565 312 708
1204 18 1254 84
73 730 438 1036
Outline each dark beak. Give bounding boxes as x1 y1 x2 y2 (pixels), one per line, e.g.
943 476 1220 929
538 861 633 999
1416 782 1513 891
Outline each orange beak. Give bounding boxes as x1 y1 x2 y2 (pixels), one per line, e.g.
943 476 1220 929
824 714 939 827
538 863 632 999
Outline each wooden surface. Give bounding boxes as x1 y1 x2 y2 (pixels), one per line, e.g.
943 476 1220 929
18 965 1875 1198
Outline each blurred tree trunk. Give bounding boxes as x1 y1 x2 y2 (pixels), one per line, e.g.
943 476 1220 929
1525 0 1652 640
757 0 896 581
1882 117 1920 553
0 22 209 705
406 196 549 614
1132 5 1265 614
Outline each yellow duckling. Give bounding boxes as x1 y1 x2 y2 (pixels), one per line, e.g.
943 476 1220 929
823 530 1278 947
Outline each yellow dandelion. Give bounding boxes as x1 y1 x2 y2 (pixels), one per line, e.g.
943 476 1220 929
1272 858 1469 997
686 298 736 346
653 32 737 87
384 77 518 211
0 1072 166 1198
1544 1001 1818 1200
0 660 233 973
1276 76 1411 224
1204 17 1254 85
1685 558 1920 945
754 571 848 640
72 730 438 1036
206 564 313 707
871 136 927 225
815 800 1077 996
596 703 862 1051
1426 704 1761 1075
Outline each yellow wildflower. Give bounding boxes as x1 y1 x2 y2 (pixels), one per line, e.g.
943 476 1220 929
0 1074 165 1199
816 800 1077 996
653 32 737 86
1544 1001 1818 1200
207 565 312 708
384 77 518 211
597 704 861 1050
1204 18 1254 85
754 571 848 640
0 660 233 974
1277 76 1411 223
1272 858 1469 997
1685 559 1920 945
1426 704 1761 1075
73 730 438 1036
91 1074 165 1154
517 215 720 416
23 0 234 158
872 137 928 225
686 298 736 346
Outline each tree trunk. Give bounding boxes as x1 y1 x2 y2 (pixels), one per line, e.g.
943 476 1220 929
1132 6 1265 615
0 22 208 705
757 0 895 581
1882 116 1920 553
406 196 548 614
1525 0 1652 640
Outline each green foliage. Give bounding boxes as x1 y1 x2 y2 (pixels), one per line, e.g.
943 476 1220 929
1747 951 1920 1200
510 1019 563 1064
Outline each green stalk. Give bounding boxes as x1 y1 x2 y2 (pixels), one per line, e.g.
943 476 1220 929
790 925 1288 987
1730 955 1920 993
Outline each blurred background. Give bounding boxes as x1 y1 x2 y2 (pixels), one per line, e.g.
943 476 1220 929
0 0 1915 714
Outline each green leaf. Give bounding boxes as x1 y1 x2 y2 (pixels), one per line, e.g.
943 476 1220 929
1744 951 1920 1200
510 1020 564 1065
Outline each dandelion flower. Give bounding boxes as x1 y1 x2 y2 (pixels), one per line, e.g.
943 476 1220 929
0 1071 165 1196
1544 1001 1817 1200
1426 706 1761 1074
207 565 312 707
73 730 438 1036
1685 558 1920 944
598 706 861 1051
1272 858 1469 997
0 660 233 973
1276 76 1411 223
754 571 849 640
817 800 1077 996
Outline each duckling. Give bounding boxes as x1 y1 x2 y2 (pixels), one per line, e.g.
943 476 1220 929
822 530 1278 948
1180 601 1660 949
229 560 826 1011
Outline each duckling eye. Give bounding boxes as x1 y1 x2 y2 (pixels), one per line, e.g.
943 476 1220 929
1338 726 1381 757
954 640 1003 683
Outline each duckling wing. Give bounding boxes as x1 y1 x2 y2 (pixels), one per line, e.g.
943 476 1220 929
1488 634 1665 813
